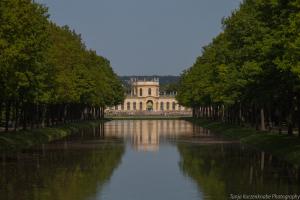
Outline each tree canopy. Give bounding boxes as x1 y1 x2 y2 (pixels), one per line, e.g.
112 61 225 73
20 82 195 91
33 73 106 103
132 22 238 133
177 0 300 135
0 0 124 131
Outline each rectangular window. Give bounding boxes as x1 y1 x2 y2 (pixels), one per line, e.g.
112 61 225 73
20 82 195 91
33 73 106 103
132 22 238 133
127 102 130 110
172 102 176 110
166 102 170 110
140 88 143 96
140 102 143 110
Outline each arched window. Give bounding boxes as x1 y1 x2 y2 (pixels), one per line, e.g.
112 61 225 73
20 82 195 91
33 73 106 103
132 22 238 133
160 102 164 111
148 88 151 96
172 102 176 110
133 102 137 110
139 88 143 96
166 102 170 110
140 102 143 110
121 104 124 110
127 102 131 110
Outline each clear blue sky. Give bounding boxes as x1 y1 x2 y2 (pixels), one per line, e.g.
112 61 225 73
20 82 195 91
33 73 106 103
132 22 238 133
37 0 241 76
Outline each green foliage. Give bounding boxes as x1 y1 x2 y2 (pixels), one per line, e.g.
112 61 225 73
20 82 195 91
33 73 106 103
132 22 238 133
0 0 125 130
177 0 300 130
178 140 300 199
0 132 124 200
45 23 124 107
0 0 50 103
189 118 300 165
0 120 106 151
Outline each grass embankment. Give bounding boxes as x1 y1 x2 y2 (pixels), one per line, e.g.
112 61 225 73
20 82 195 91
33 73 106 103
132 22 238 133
187 118 300 165
0 120 106 151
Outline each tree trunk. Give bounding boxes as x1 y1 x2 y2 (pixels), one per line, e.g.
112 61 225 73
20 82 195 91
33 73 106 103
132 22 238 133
288 122 293 136
22 102 27 130
239 103 242 125
5 101 11 132
260 108 266 131
101 106 105 119
14 101 19 131
222 105 225 122
0 100 2 128
251 104 256 127
287 95 294 136
278 110 282 134
46 104 51 127
30 103 35 129
297 93 300 137
192 106 196 118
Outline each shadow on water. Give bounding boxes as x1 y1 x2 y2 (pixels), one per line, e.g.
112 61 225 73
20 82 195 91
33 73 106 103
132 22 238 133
0 123 125 200
1 120 300 200
177 142 300 200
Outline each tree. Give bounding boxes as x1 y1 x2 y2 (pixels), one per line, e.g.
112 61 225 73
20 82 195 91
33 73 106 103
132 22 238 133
177 0 300 134
0 0 49 130
0 1 125 131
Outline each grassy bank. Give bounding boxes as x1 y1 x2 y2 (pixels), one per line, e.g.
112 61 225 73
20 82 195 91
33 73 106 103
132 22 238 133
0 120 106 151
187 118 300 165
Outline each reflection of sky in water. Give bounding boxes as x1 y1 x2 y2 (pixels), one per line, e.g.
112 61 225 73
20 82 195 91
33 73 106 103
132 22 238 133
104 120 208 152
95 120 202 200
97 145 202 200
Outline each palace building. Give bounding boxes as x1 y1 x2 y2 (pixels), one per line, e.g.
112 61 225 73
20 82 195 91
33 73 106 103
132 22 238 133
106 78 190 114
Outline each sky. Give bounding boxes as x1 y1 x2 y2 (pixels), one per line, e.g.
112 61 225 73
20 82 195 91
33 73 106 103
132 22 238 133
37 0 242 76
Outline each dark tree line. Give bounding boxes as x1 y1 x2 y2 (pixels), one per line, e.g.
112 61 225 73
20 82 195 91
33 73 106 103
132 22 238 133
0 0 124 131
177 0 300 135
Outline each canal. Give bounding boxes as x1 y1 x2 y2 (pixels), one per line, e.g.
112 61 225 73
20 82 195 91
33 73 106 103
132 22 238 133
0 120 299 200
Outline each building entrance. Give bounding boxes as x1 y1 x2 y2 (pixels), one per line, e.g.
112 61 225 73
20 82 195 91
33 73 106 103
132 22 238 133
146 100 153 111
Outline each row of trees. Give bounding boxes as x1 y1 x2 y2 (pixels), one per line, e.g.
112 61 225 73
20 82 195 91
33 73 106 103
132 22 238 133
0 0 124 131
177 0 300 135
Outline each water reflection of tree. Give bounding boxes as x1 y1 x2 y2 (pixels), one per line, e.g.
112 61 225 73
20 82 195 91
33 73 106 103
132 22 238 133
0 143 124 200
177 144 300 200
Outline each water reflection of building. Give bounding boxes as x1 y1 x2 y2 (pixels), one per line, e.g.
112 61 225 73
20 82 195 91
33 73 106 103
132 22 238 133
133 121 159 151
104 120 194 151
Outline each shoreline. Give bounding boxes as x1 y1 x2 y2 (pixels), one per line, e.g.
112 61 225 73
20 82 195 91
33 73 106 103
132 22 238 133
3 117 300 165
186 118 300 165
0 120 107 151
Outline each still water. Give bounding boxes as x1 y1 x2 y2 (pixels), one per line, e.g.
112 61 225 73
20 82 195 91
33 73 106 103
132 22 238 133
0 120 300 200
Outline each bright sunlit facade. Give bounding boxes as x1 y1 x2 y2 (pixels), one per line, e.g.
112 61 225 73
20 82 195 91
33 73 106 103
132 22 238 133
107 78 189 113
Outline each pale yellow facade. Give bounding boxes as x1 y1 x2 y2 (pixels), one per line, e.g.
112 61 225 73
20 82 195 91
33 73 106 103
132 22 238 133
104 120 196 151
108 79 188 112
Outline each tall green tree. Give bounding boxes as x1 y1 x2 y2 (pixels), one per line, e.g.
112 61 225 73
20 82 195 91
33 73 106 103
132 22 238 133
177 0 300 134
0 0 49 130
0 0 125 131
